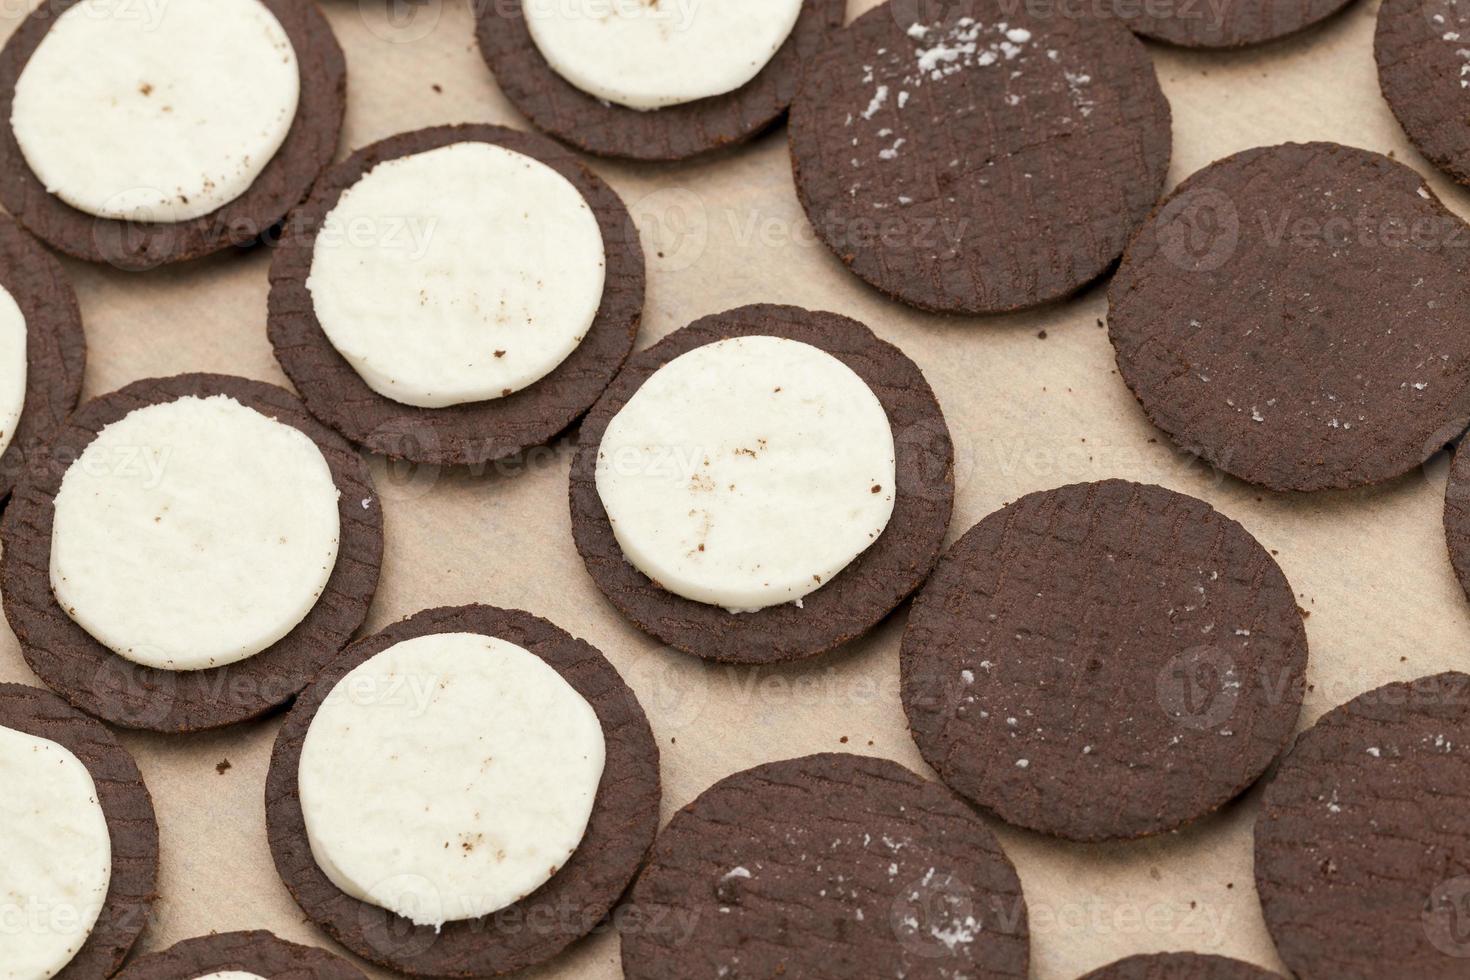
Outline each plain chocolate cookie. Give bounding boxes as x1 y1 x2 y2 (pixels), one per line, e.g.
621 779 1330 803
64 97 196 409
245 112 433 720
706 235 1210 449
1377 0 1470 185
0 0 346 269
0 374 383 733
0 683 159 979
789 0 1171 314
266 604 661 977
1078 952 1285 979
901 480 1308 842
476 0 845 161
1122 0 1359 48
269 124 644 467
1109 142 1470 492
1255 672 1470 979
570 304 954 664
621 753 1029 980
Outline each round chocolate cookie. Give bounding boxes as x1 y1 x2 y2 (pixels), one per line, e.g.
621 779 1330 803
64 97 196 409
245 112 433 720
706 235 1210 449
621 753 1029 980
0 217 85 501
113 930 365 980
1078 952 1285 979
1109 142 1470 492
268 124 644 467
1121 0 1358 48
1377 0 1470 185
569 304 954 665
0 0 346 270
0 683 159 979
1255 672 1470 979
901 479 1308 842
475 0 844 161
788 0 1171 315
0 373 383 733
266 604 661 976
1446 439 1470 604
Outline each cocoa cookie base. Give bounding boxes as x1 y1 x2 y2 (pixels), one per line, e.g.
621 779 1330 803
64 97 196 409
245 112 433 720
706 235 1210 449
0 374 383 732
114 930 366 980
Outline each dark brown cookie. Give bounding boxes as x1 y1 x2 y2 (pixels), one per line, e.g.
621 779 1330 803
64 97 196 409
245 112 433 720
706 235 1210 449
1446 439 1470 605
1255 672 1470 979
266 604 661 977
268 124 644 467
0 0 346 270
621 752 1029 980
1078 952 1285 979
475 0 844 161
788 0 1171 315
0 216 85 502
901 480 1308 842
0 682 158 979
0 373 383 733
1377 0 1470 185
113 930 366 980
1109 142 1470 492
1121 0 1357 48
569 304 953 664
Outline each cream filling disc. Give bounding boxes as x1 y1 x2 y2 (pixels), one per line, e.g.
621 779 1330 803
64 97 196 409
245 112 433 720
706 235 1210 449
298 632 607 927
0 283 27 460
50 394 341 672
595 335 897 612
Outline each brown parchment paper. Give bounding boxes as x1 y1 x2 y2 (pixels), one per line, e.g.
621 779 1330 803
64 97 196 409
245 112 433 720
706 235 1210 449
0 0 1460 977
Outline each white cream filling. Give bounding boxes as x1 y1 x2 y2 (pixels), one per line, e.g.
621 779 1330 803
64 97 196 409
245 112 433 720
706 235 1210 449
49 394 341 672
298 632 606 928
195 974 267 980
595 335 897 612
11 0 300 222
306 141 606 408
0 725 111 980
0 283 27 460
523 0 803 110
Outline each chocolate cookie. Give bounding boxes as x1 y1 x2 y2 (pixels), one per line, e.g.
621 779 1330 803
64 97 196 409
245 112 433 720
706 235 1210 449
266 604 661 976
1446 439 1470 605
268 124 644 467
475 0 844 161
1377 0 1470 185
0 0 345 270
1255 672 1470 979
1109 142 1470 492
621 753 1029 980
0 216 85 502
788 0 1171 315
0 683 158 979
113 930 365 980
1121 0 1358 48
0 373 383 732
570 304 953 664
901 480 1308 842
1078 953 1285 979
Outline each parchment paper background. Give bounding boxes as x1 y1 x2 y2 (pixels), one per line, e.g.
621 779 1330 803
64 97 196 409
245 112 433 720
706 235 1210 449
0 0 1460 976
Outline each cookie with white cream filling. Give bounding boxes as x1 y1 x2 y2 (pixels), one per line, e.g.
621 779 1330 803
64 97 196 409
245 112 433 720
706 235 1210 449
269 124 644 466
476 0 845 160
112 931 365 980
266 604 660 976
0 374 382 732
0 0 346 269
571 304 953 663
0 683 158 980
